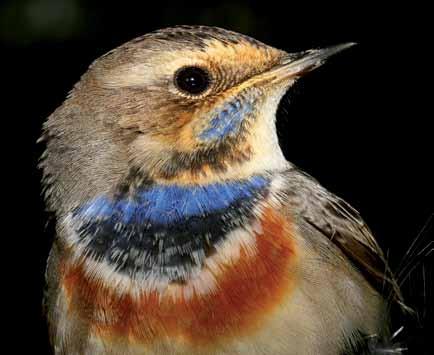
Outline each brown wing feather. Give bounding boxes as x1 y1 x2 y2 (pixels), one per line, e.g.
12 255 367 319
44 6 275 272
284 167 403 305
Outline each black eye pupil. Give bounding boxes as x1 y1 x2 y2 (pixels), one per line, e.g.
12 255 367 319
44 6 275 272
175 67 210 95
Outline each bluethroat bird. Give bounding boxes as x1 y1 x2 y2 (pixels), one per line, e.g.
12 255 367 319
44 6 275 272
40 26 404 354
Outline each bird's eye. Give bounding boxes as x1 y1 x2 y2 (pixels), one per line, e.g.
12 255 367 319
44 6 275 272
174 66 211 95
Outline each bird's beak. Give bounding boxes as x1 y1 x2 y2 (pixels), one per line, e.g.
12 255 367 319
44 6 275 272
268 43 357 82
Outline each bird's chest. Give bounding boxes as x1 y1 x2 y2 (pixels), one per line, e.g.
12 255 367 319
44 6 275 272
59 177 299 351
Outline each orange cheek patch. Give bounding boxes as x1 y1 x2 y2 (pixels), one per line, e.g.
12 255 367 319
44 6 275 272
62 207 297 348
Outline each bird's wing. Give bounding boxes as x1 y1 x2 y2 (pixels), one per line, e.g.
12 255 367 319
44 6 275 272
283 167 403 304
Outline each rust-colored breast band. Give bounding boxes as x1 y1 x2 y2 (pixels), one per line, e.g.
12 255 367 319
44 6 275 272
62 207 297 348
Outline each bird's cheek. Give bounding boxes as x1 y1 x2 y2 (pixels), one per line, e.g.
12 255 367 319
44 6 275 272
153 108 209 152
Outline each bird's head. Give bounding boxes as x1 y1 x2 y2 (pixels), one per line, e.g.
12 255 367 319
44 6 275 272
41 26 353 212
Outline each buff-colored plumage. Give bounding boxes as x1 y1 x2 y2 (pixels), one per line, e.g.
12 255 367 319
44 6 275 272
40 26 402 354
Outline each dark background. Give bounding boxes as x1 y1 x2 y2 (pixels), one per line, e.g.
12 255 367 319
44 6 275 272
2 1 432 354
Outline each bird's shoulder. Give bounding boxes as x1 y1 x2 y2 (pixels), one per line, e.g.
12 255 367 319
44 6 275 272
278 166 402 304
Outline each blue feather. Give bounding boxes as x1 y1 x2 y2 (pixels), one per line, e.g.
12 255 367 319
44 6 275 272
75 176 269 226
199 98 253 141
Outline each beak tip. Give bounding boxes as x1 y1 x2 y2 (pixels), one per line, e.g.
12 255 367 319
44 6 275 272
280 41 358 79
341 42 358 50
324 42 358 56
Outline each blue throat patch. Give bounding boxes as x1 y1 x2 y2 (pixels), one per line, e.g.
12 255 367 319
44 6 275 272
76 175 269 226
198 98 254 142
